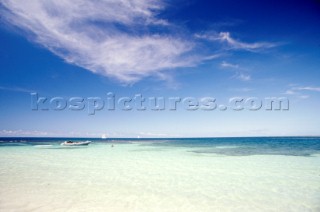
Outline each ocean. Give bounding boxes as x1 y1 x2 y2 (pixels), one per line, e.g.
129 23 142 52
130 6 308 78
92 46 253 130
1 137 320 211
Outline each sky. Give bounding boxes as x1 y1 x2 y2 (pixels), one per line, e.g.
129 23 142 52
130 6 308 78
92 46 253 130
0 0 319 138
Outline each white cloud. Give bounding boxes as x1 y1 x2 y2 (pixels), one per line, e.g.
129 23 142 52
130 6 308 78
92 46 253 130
220 61 251 81
283 85 320 99
1 0 200 83
0 129 49 137
0 86 35 93
220 61 239 69
0 129 111 137
1 1 280 83
218 32 277 50
203 54 223 61
284 90 297 95
293 86 320 92
299 95 310 99
237 73 251 81
197 32 278 51
231 87 253 92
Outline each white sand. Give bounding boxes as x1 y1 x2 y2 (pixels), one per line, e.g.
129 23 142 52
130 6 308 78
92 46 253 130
1 143 320 212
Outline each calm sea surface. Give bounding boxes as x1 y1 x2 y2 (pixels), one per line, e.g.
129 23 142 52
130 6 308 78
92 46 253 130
1 137 320 211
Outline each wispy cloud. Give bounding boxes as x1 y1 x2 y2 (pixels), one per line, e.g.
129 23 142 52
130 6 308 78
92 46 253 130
196 32 278 51
0 129 49 137
0 0 200 83
1 1 279 83
284 90 297 95
298 95 310 99
293 86 320 92
285 86 320 94
0 86 35 93
230 87 253 92
220 61 239 69
220 61 251 81
0 129 110 137
237 73 251 81
283 85 320 99
218 32 278 51
203 54 223 61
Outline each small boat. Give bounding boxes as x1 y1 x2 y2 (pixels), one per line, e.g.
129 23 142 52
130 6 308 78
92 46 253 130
60 140 92 146
101 134 107 139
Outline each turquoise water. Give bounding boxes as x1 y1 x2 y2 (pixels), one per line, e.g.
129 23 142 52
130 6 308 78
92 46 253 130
1 137 320 211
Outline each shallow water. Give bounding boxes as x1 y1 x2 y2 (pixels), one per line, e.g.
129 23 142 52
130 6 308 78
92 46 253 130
1 137 320 211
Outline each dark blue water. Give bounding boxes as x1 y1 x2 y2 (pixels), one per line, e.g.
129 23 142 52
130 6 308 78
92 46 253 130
152 137 320 157
0 137 320 156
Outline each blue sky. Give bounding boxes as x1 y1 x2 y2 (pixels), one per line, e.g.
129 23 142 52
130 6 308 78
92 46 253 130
0 0 319 137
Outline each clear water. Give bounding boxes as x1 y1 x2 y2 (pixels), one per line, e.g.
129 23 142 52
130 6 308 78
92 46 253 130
1 137 320 211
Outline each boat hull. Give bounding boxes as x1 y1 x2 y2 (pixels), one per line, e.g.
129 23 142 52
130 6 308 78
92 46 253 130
60 141 91 146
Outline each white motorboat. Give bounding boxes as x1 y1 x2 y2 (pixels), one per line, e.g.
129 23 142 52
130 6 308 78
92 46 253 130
60 140 91 146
